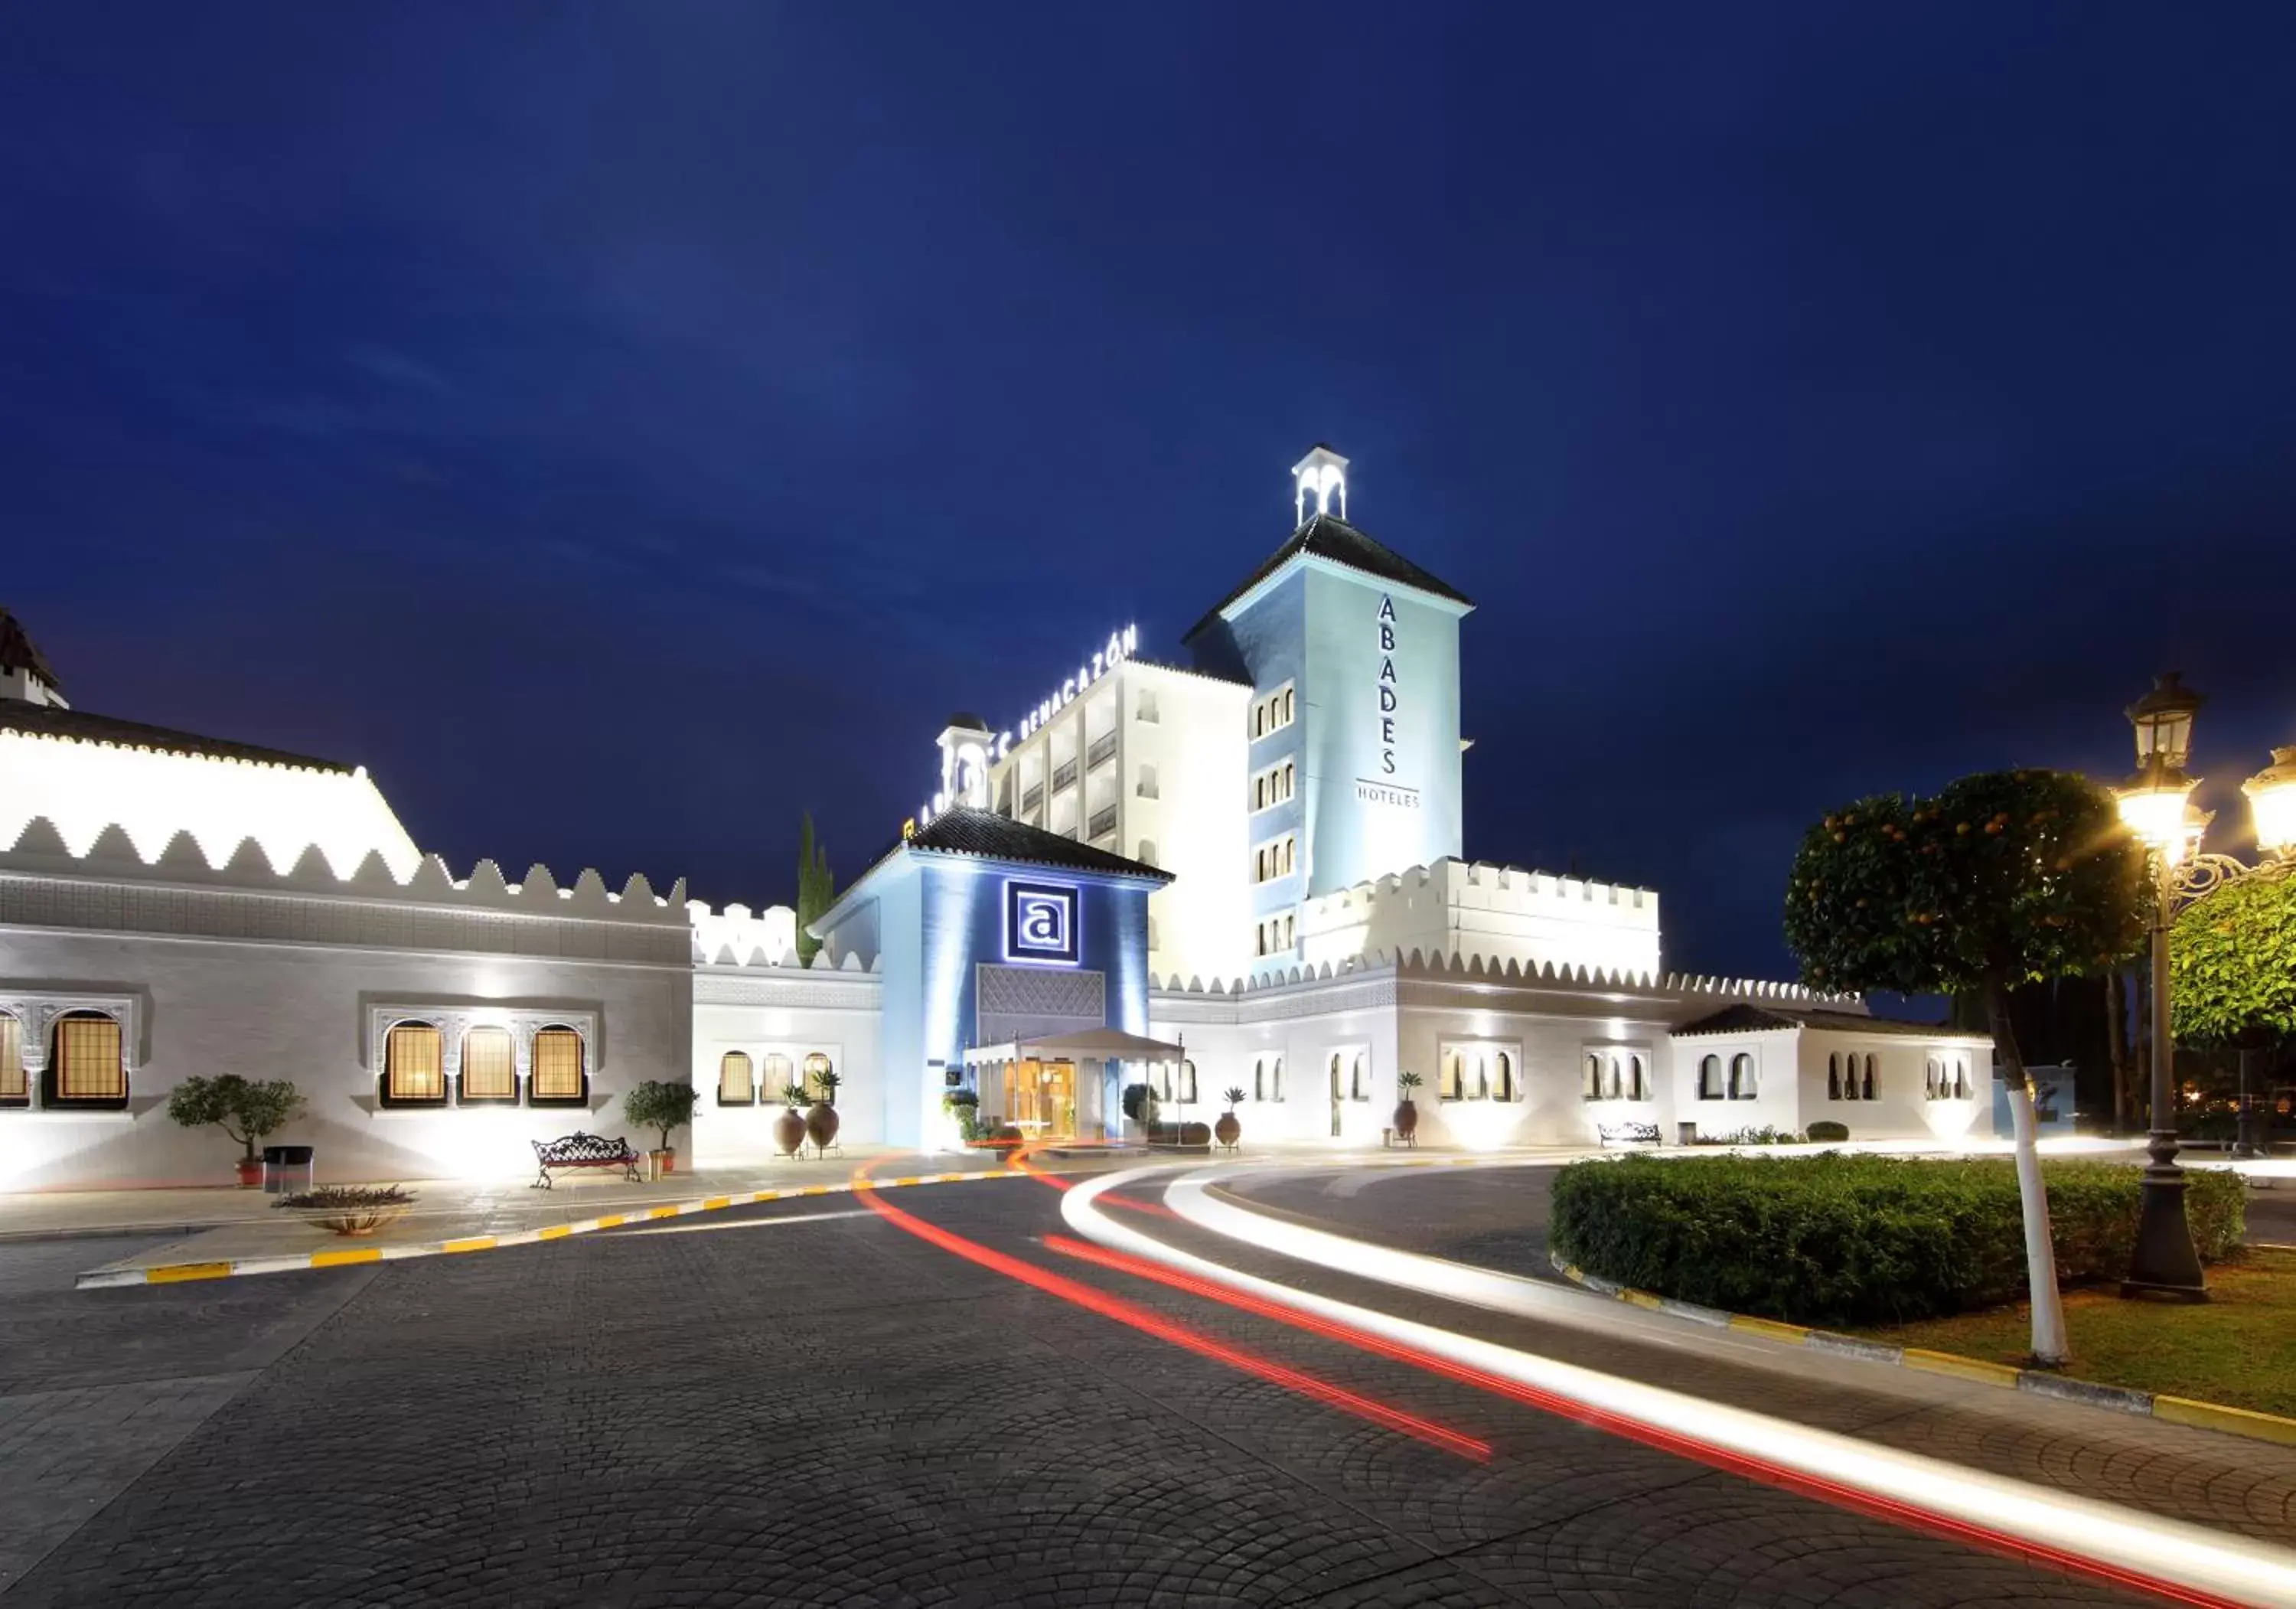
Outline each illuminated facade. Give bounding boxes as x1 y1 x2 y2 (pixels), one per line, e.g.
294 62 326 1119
0 447 1991 1189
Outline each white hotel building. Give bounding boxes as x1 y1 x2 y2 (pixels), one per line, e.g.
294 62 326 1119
0 449 1991 1190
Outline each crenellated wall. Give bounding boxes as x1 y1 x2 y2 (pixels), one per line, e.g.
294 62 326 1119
1291 857 1662 984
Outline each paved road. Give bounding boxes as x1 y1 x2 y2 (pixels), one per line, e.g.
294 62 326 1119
0 1165 2284 1607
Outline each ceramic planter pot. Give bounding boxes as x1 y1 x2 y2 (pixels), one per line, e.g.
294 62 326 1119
1214 1112 1241 1150
235 1157 263 1188
1393 1100 1419 1141
654 1147 677 1177
775 1108 807 1157
805 1102 840 1151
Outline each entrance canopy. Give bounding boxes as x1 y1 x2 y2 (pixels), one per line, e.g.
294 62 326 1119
963 1026 1184 1066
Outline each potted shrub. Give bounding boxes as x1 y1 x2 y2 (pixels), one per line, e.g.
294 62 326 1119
1215 1086 1244 1152
1120 1082 1159 1140
166 1075 305 1187
804 1067 843 1154
274 1183 416 1236
775 1079 809 1158
623 1080 700 1176
1393 1069 1423 1146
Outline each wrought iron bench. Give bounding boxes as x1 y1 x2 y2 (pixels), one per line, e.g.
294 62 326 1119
1597 1121 1662 1148
531 1132 644 1189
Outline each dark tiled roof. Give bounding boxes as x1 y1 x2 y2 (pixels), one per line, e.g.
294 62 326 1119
0 609 60 690
905 807 1173 882
1675 1004 1981 1041
1184 514 1474 641
0 701 354 773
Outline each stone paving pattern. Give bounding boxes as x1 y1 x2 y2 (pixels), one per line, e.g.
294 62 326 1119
0 1169 2206 1607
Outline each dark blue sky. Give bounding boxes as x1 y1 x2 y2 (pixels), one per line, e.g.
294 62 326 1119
4 5 2293 980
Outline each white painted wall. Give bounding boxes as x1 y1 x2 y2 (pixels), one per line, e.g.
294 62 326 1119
0 926 691 1190
1297 858 1661 984
690 964 884 1164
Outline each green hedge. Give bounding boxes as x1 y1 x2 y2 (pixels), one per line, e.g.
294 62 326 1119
1551 1154 2246 1328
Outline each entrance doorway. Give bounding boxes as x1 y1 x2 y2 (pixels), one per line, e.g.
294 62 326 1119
1011 1058 1078 1139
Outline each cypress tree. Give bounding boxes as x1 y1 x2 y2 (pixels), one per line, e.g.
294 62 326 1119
795 813 835 965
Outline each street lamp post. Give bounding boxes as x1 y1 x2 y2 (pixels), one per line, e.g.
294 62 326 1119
2113 675 2296 1299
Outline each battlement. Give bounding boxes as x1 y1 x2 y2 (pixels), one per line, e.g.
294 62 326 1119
1294 855 1662 984
1150 950 1856 1007
0 814 687 924
684 899 874 972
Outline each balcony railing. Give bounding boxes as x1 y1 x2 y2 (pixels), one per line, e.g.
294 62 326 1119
1088 804 1119 839
1087 730 1118 769
1052 759 1078 793
1020 784 1043 814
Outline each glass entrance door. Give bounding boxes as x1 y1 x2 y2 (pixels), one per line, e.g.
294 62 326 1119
1012 1059 1079 1138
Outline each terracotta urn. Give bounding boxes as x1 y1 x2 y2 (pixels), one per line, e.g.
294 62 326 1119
805 1101 840 1152
1214 1111 1241 1150
775 1108 807 1157
235 1157 263 1188
1393 1100 1419 1141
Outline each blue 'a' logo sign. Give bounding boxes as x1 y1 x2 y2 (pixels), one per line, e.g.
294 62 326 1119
1004 881 1078 966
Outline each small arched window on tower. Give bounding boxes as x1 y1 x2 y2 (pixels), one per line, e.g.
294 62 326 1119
1137 839 1156 868
1283 688 1296 726
1729 1053 1756 1101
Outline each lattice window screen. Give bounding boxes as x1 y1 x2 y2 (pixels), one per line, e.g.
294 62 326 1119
54 1014 125 1101
533 1029 585 1100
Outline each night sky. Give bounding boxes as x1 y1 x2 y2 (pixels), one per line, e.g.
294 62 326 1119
4 6 2293 982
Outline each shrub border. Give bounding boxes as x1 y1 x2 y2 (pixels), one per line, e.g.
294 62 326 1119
1547 1248 2296 1450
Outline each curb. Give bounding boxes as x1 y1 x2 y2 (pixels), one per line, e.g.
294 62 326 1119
77 1170 1021 1290
1546 1249 2296 1451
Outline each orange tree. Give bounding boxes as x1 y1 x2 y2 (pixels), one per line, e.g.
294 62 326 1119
1784 769 2147 1089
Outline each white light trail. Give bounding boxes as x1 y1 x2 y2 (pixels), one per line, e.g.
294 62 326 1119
1059 1165 2296 1608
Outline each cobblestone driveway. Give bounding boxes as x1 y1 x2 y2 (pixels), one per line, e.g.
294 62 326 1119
0 1177 2197 1606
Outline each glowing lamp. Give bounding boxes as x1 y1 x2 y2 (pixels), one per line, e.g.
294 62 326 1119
2243 746 2296 858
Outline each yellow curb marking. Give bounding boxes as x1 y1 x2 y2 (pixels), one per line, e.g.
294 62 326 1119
1622 1289 1664 1310
311 1248 383 1268
703 1196 731 1210
2154 1394 2296 1447
146 1261 233 1284
443 1236 497 1254
1903 1348 2020 1387
536 1225 574 1241
593 1215 625 1229
647 1206 678 1220
1729 1314 1812 1344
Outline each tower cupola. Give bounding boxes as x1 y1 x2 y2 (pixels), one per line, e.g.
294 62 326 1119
1290 443 1349 527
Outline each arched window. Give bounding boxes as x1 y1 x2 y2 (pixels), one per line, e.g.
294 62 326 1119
1827 1054 1842 1101
1583 1053 1603 1101
1925 1057 1941 1099
0 1010 24 1107
802 1053 833 1101
1952 1058 1969 1099
48 1010 126 1107
1729 1053 1756 1101
1863 1054 1877 1101
460 1027 517 1104
1494 1053 1515 1102
1440 1052 1463 1101
719 1051 755 1105
1350 1054 1368 1101
1628 1055 1646 1101
531 1027 587 1105
762 1053 793 1104
1179 1059 1198 1103
384 1022 445 1105
1472 1055 1489 1101
1602 1055 1623 1101
1283 688 1295 725
1253 1058 1265 1102
1137 839 1157 867
1698 1054 1723 1100
1270 1055 1285 1102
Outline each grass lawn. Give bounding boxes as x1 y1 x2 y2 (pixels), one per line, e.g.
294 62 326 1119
1856 1247 2296 1420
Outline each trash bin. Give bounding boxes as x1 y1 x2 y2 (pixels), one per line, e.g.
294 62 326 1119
261 1144 315 1195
